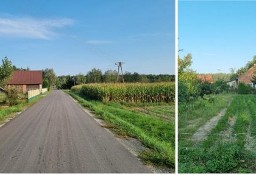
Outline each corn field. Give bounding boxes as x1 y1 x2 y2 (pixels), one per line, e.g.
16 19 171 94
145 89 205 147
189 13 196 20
71 83 175 103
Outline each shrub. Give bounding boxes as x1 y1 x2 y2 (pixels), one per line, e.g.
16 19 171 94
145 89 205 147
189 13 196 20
6 88 19 106
238 83 252 94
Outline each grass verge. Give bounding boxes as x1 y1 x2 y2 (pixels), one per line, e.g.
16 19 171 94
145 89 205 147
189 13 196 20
66 90 174 168
0 91 50 124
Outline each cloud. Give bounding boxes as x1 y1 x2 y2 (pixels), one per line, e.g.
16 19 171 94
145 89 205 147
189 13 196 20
0 17 74 39
86 40 113 44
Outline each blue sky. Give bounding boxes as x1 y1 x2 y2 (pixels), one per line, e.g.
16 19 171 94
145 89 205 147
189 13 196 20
0 0 174 76
179 1 256 74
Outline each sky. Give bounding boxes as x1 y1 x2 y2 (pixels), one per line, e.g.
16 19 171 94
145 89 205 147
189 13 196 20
179 1 256 74
0 0 174 76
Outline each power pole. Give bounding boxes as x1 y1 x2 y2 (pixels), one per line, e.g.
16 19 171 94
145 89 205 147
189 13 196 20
115 61 125 83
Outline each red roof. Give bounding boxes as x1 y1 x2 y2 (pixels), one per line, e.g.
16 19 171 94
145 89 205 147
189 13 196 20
238 64 256 84
8 70 43 85
197 74 214 83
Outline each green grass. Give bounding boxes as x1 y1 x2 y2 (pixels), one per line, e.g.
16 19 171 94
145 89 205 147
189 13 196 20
66 90 174 168
0 92 50 123
179 94 233 134
179 94 256 173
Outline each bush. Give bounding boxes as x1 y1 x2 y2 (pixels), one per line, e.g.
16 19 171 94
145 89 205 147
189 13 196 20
6 88 19 106
238 83 252 94
212 80 229 94
200 82 212 97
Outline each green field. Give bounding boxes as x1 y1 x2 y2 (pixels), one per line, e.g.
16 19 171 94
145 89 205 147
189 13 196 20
179 94 256 173
67 84 175 169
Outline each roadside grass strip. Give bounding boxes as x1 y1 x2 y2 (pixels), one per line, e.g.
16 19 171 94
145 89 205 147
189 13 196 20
66 91 174 168
0 92 50 123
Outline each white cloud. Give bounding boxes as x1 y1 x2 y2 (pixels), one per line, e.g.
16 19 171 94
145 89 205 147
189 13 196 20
0 17 74 39
86 40 113 44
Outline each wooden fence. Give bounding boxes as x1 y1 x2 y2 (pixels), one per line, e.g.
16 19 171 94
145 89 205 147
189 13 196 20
28 88 48 100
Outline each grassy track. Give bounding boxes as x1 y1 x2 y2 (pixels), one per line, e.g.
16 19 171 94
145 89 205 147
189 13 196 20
66 90 174 168
179 94 256 173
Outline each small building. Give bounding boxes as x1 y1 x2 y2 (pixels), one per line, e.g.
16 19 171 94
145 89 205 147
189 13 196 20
7 70 43 93
237 64 256 88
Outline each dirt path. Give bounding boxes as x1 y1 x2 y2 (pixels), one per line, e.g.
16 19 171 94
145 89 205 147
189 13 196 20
0 90 150 173
191 108 227 142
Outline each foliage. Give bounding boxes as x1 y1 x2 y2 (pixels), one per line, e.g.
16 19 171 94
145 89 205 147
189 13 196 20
0 57 14 88
86 68 102 83
72 83 175 103
178 54 201 102
6 88 19 106
238 83 253 94
212 79 230 94
57 67 174 89
43 68 56 89
42 79 49 88
210 73 232 82
199 82 212 98
103 70 118 83
75 73 86 84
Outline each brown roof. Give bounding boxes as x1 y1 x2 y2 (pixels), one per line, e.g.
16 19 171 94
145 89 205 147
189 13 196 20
8 70 43 85
197 74 214 83
238 64 256 84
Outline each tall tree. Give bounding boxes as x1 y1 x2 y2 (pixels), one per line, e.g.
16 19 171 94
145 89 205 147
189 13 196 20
0 57 14 88
43 68 56 89
178 54 200 102
75 73 86 85
86 68 102 83
103 70 117 83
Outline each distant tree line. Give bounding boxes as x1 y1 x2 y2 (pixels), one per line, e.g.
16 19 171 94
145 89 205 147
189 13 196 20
56 68 175 89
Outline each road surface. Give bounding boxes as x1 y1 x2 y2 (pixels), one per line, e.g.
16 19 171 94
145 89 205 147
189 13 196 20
0 90 151 173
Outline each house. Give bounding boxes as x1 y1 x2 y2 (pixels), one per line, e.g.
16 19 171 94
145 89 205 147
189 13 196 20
237 64 256 88
197 74 214 83
7 70 43 93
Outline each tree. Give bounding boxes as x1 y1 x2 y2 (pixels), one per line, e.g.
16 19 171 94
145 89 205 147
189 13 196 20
86 68 102 83
178 54 201 102
178 54 192 74
43 68 56 89
75 73 86 85
0 57 14 88
103 70 117 83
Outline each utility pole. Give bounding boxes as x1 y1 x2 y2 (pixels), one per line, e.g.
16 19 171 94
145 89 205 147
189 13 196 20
115 61 125 83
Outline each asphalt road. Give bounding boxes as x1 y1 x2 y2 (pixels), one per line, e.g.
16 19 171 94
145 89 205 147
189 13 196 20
0 90 151 173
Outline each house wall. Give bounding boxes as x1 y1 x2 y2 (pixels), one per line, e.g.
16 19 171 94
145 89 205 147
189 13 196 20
7 84 41 94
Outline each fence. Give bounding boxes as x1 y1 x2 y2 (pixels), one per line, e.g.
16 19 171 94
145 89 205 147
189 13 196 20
28 88 48 100
28 89 41 100
42 88 47 94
